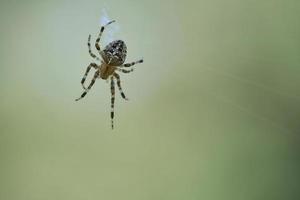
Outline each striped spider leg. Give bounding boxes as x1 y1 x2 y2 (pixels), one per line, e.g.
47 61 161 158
76 70 100 101
110 76 116 129
80 63 98 89
116 59 143 74
113 72 128 100
95 20 116 55
122 59 144 68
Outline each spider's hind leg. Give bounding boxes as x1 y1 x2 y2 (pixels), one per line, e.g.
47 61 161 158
95 20 116 55
113 73 128 100
87 35 100 61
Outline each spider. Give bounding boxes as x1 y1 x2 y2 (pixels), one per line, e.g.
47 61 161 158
75 20 143 129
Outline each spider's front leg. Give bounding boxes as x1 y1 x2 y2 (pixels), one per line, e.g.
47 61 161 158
80 63 97 89
95 20 116 55
75 70 100 101
113 73 128 100
110 76 116 129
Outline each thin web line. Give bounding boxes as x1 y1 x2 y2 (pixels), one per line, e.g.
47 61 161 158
197 64 299 136
201 65 300 101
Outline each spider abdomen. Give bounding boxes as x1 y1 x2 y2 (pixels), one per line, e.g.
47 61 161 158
101 40 127 66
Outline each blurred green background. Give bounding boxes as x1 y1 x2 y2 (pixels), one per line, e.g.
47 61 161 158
1 0 300 199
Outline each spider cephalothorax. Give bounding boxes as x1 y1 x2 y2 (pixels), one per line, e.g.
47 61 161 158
75 20 143 129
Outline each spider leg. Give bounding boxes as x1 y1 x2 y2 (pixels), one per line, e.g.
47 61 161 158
122 59 143 68
113 73 128 100
116 68 134 74
95 20 116 55
87 35 100 61
110 76 116 129
81 63 98 89
75 70 100 101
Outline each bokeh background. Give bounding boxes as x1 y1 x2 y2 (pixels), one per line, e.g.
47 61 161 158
1 0 300 199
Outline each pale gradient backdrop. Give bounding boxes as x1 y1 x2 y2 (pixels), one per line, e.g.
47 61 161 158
0 0 300 200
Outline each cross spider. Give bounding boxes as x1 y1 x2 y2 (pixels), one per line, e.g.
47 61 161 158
75 20 143 129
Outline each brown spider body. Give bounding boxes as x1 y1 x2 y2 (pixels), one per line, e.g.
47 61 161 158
99 62 116 80
75 20 143 129
101 40 127 66
99 40 127 79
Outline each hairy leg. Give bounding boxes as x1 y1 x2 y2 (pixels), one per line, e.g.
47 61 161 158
113 73 128 100
95 20 116 55
122 59 143 67
81 63 98 89
87 35 100 61
117 68 134 74
110 76 116 129
75 70 100 101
